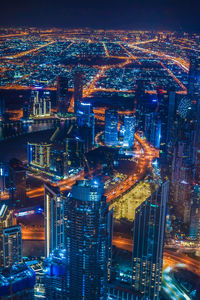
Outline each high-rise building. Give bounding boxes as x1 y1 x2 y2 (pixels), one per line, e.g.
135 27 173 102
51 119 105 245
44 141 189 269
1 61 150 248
9 159 26 208
132 181 169 300
144 112 161 149
123 114 136 148
105 110 119 147
21 100 32 122
31 90 51 117
171 141 193 222
50 149 68 178
188 56 200 98
166 90 176 148
189 185 200 241
0 263 36 299
3 225 22 267
74 71 83 113
57 76 68 101
43 248 69 299
44 184 66 257
77 102 95 149
0 203 14 268
57 76 71 116
27 142 51 171
0 162 14 200
65 180 113 299
0 97 5 121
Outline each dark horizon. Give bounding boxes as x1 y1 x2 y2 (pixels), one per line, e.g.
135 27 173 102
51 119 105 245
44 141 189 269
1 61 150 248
1 0 200 33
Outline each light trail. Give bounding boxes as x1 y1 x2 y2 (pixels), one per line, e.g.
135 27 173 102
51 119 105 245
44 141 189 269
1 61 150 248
118 42 141 64
102 42 110 57
2 40 56 59
95 129 159 203
159 61 187 92
128 44 189 72
59 41 74 55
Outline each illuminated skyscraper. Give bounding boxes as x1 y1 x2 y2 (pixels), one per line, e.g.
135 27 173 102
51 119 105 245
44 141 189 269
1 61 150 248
44 184 66 257
166 90 176 148
57 76 71 116
0 162 14 200
105 110 118 147
0 97 5 121
65 180 113 299
171 141 193 223
132 181 169 300
123 114 136 148
144 112 161 149
31 90 51 117
188 56 200 98
27 142 51 171
21 101 31 122
9 159 26 208
0 203 13 268
57 76 68 101
77 102 95 148
43 249 69 299
74 71 83 113
3 225 22 267
0 263 35 299
189 185 200 241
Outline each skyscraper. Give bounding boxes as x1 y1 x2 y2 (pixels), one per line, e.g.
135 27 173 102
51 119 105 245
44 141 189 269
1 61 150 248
189 185 200 241
74 71 83 113
0 203 13 268
0 97 5 121
3 225 22 267
0 263 35 299
132 181 169 300
9 159 26 208
57 76 71 116
144 112 161 149
105 110 118 147
43 248 69 299
57 76 68 101
44 184 66 257
27 142 51 171
123 114 136 148
77 102 95 149
65 180 113 300
31 90 51 117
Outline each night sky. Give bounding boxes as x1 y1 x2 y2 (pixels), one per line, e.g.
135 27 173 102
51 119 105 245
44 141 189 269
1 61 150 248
0 0 200 31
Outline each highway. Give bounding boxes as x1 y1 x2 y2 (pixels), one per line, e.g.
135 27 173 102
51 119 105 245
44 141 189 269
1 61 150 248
95 129 159 202
2 40 56 59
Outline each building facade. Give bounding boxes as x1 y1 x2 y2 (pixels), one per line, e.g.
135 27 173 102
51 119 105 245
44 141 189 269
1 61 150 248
132 181 169 300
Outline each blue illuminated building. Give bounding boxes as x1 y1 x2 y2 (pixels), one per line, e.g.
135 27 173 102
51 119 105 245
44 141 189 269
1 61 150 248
105 110 119 146
3 225 22 268
0 162 14 200
144 112 161 149
132 181 169 300
189 185 200 240
0 263 35 299
43 248 69 299
123 114 136 148
44 184 66 257
65 180 113 299
77 102 95 148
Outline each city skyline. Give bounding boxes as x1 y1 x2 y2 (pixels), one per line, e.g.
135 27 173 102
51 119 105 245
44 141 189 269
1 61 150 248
0 27 200 299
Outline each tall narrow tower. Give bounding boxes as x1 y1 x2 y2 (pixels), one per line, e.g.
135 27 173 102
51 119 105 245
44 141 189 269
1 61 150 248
132 181 169 299
74 71 83 113
65 180 113 300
